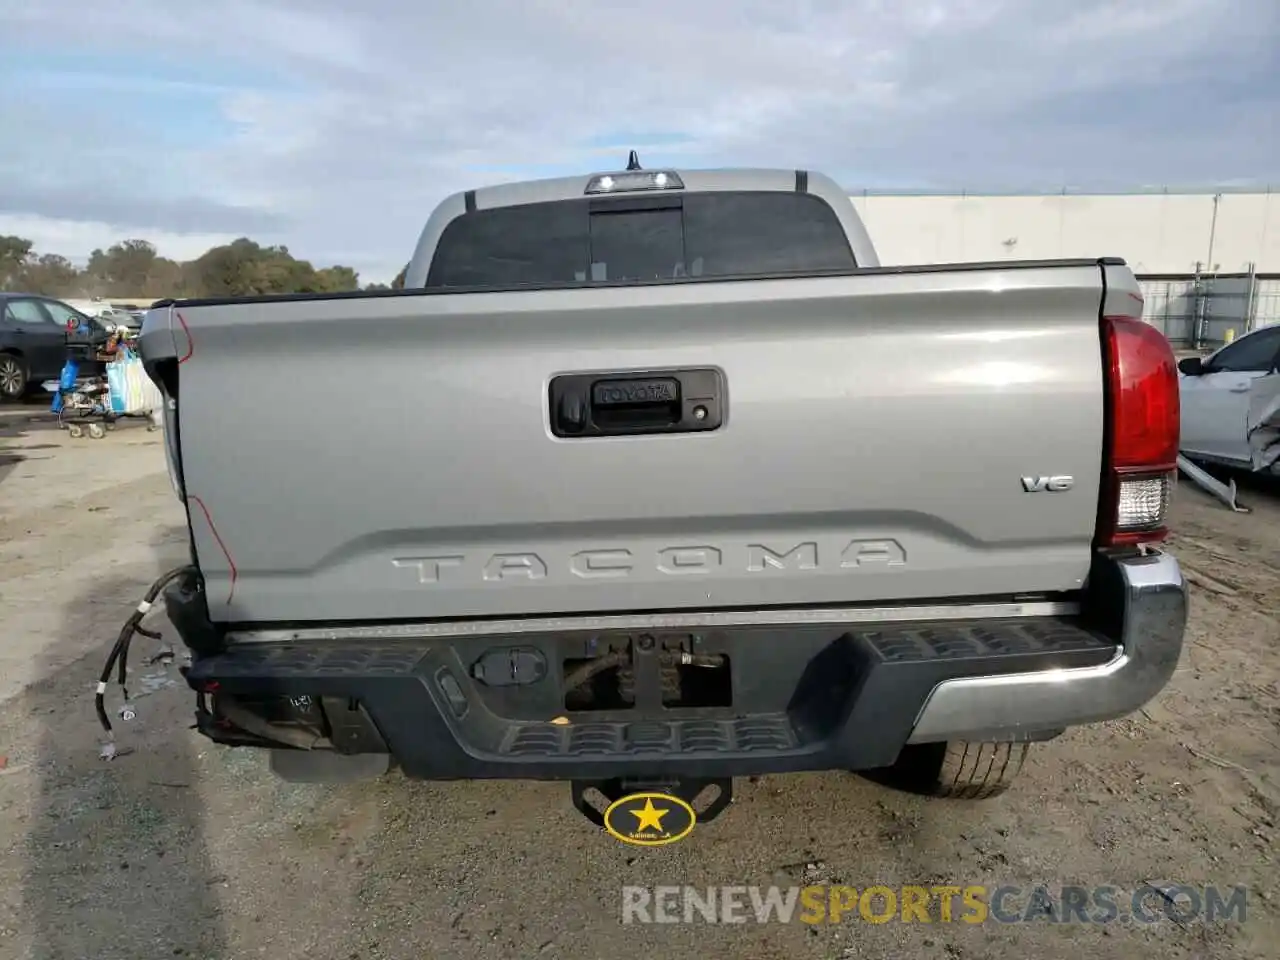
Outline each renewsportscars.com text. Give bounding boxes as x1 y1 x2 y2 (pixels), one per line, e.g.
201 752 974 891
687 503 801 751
620 884 1249 925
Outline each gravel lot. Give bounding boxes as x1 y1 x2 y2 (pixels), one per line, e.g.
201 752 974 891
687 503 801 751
0 404 1276 960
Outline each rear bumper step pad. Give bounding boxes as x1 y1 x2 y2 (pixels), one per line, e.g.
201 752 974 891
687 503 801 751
184 616 1117 778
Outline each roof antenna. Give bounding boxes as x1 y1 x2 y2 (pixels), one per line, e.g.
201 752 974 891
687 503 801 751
626 150 642 171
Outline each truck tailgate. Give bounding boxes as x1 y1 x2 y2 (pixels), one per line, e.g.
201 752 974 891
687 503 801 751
157 263 1107 623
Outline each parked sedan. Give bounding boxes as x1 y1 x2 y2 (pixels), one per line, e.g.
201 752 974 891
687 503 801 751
0 293 107 400
1178 324 1280 473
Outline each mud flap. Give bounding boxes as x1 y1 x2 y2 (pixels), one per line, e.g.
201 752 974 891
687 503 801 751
571 776 734 826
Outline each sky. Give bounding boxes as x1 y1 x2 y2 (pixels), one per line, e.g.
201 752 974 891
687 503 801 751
1 0 1277 285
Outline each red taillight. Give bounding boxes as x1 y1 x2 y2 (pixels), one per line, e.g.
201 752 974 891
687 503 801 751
1096 315 1179 548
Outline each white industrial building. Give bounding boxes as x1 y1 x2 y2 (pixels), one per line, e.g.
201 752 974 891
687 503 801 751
846 188 1278 345
846 188 1278 275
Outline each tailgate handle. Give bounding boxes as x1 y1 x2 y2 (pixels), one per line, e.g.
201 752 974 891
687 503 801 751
550 368 725 438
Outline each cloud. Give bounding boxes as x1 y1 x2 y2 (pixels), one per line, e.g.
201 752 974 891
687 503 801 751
0 185 285 236
0 214 237 267
1 0 1276 283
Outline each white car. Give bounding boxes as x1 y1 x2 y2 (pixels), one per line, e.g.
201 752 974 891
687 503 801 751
99 308 140 335
60 299 139 335
60 298 112 318
1178 325 1280 472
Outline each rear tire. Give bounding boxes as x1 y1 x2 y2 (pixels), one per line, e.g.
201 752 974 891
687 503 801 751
0 355 26 401
874 741 1030 799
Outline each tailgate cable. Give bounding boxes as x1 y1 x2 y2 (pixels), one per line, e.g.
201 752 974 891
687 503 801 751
95 565 194 757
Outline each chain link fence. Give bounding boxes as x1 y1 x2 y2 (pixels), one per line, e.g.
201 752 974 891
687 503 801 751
1137 273 1280 349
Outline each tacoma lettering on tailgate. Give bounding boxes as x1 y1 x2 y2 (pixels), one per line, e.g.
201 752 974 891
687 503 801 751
392 539 906 584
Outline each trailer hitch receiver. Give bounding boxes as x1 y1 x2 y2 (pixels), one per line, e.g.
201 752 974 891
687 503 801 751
571 776 734 830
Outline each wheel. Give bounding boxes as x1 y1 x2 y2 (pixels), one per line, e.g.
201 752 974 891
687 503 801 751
146 422 159 432
0 354 26 401
67 423 83 438
871 741 1030 799
105 421 117 431
87 422 106 440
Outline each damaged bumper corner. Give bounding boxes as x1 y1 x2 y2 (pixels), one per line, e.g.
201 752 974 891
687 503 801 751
1177 455 1249 512
1246 384 1280 474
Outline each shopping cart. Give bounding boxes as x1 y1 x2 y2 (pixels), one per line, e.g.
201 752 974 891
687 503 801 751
47 321 159 438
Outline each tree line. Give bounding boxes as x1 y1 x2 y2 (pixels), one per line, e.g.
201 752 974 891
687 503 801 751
0 235 410 302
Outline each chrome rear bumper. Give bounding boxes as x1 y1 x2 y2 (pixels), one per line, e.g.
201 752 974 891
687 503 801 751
906 550 1186 744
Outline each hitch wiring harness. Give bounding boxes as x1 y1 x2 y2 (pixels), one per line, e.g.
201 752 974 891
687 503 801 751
95 565 194 759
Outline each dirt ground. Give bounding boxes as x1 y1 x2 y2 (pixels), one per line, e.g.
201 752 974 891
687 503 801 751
0 403 1276 960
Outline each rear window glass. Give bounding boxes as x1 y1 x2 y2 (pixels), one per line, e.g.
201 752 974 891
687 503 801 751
424 191 856 288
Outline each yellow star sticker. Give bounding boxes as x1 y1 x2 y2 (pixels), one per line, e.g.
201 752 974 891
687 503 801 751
630 798 670 833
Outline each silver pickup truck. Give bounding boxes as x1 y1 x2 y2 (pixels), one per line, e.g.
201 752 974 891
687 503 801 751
139 162 1186 826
